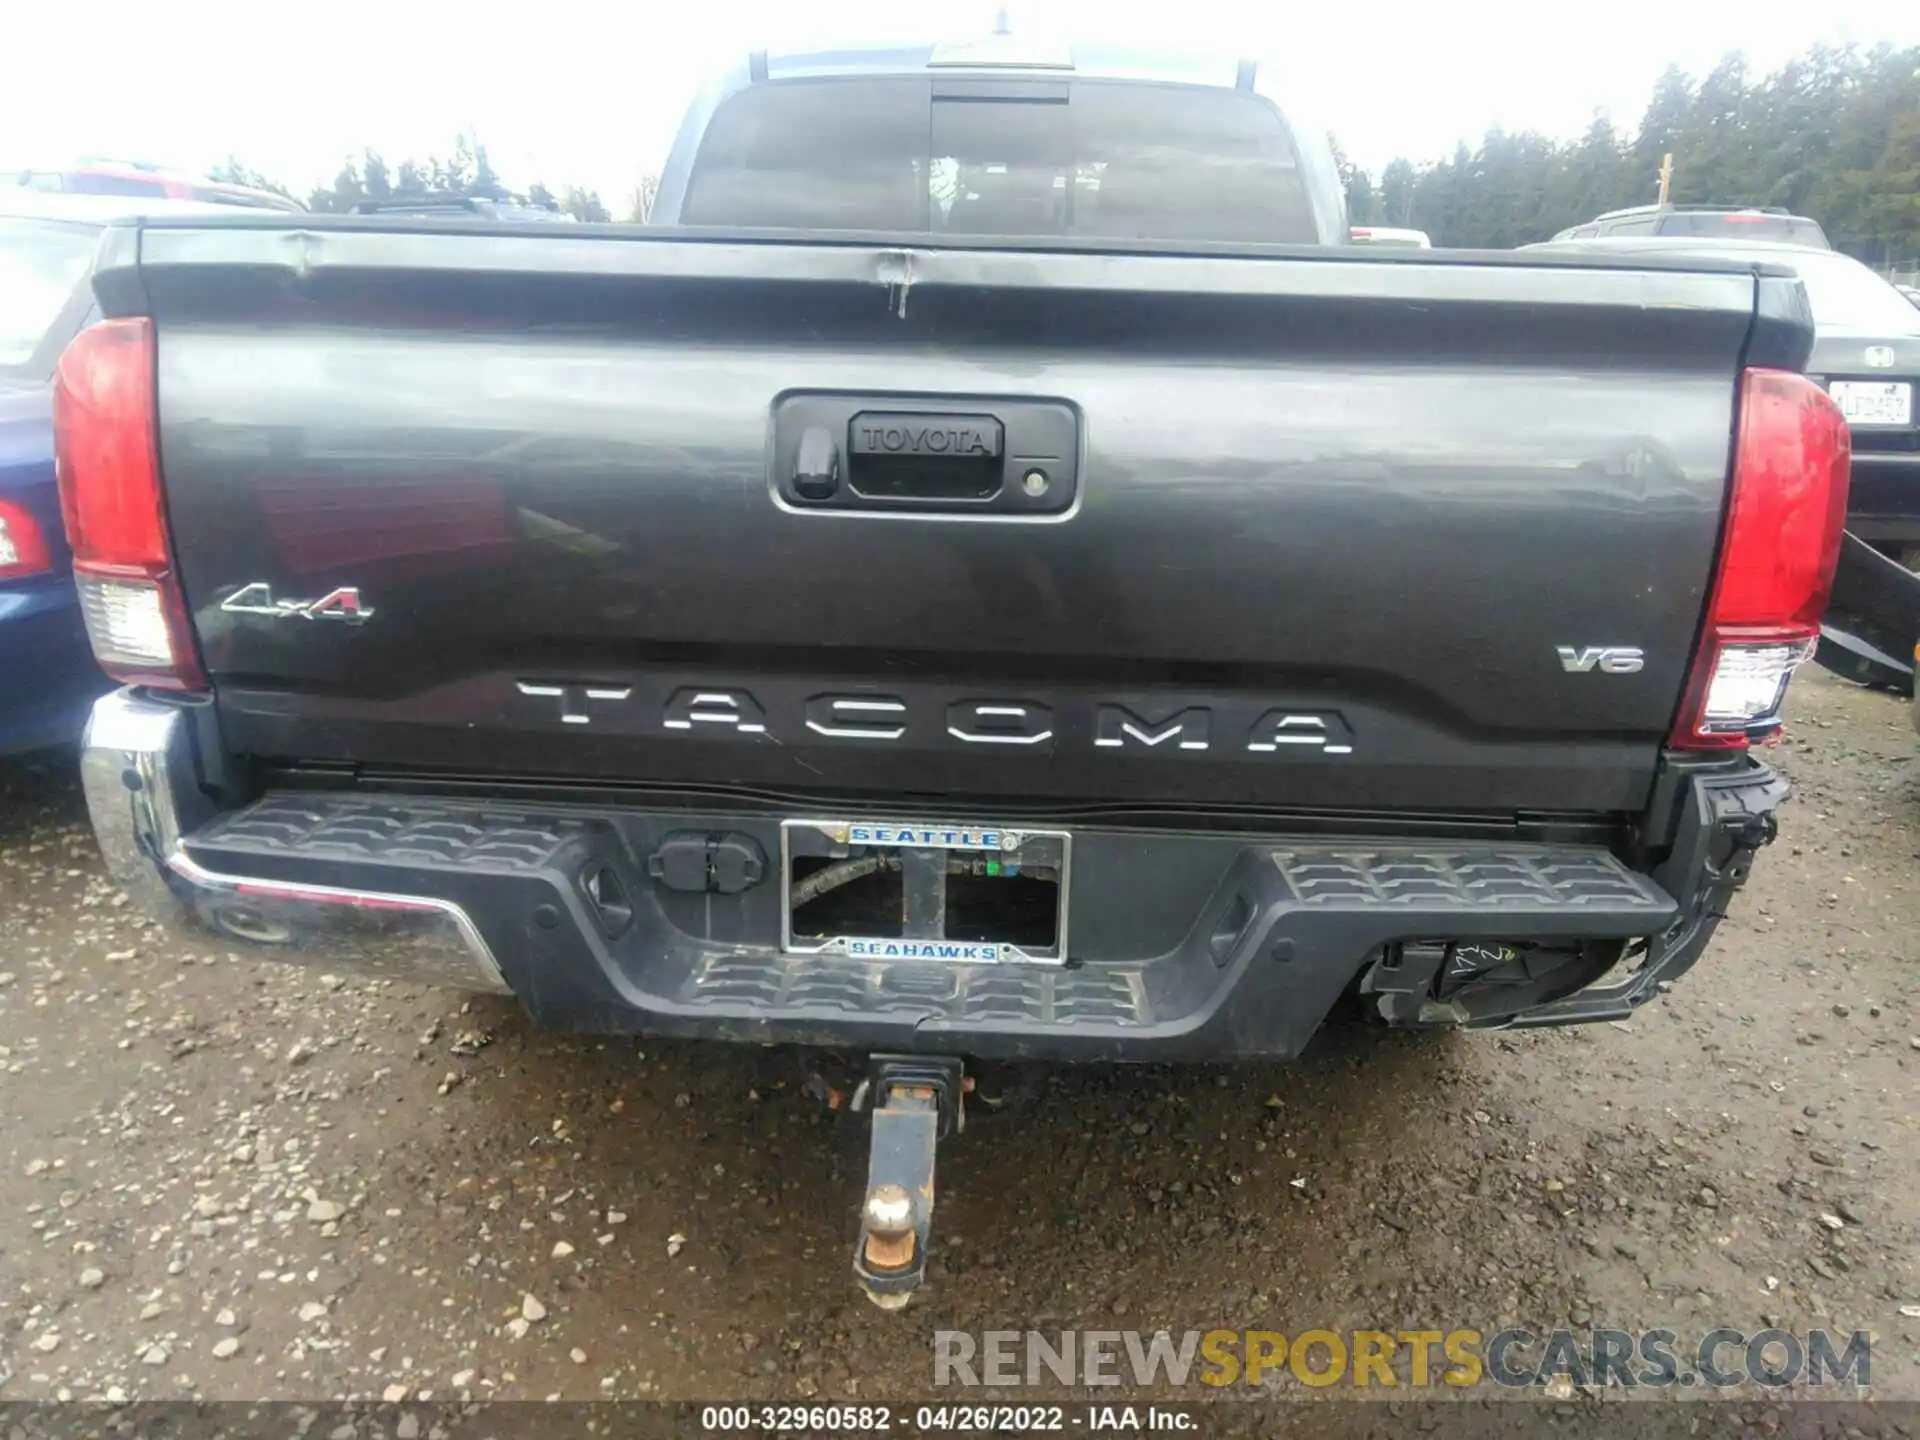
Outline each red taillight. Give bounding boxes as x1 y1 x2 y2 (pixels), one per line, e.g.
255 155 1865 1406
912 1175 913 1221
1670 368 1851 749
0 499 53 580
56 318 166 568
53 317 205 690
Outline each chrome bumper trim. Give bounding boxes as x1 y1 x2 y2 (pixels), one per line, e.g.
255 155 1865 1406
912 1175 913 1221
79 690 509 994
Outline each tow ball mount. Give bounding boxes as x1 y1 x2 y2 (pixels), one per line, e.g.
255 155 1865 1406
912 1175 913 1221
850 1054 965 1309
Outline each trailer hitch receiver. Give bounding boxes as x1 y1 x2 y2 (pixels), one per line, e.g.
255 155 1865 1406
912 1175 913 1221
852 1054 964 1309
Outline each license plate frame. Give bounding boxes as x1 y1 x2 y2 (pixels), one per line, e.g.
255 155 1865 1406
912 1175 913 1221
1830 380 1913 427
780 819 1071 965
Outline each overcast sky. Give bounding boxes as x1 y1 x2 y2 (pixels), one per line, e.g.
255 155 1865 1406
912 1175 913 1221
7 0 1920 208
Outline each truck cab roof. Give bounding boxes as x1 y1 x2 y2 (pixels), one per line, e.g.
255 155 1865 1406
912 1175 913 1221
749 38 1258 87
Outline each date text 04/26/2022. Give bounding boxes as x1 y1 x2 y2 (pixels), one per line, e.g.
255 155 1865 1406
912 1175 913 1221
698 1404 1197 1432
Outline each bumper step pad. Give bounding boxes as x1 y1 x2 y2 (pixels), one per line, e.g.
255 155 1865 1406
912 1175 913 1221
1270 847 1667 910
197 796 1669 920
682 951 1151 1026
191 798 583 872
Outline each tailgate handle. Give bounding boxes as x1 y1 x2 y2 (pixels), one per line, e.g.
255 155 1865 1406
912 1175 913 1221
773 395 1079 516
846 412 1006 502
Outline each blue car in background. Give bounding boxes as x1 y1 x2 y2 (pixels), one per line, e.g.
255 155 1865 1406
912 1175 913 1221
0 192 239 754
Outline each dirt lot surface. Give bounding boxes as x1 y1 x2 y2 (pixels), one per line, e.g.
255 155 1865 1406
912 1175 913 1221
1 668 1916 1429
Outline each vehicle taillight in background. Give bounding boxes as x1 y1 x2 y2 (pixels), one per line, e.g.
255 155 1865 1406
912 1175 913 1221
1670 368 1850 749
0 499 52 580
53 317 206 690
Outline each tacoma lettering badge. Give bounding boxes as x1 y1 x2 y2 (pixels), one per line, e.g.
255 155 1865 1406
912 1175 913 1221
512 682 1356 756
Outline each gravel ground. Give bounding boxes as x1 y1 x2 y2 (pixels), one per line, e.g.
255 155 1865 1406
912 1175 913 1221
1 667 1916 1418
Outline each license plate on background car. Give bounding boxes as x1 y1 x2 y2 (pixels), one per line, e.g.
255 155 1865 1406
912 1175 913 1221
1830 381 1913 427
780 819 1070 965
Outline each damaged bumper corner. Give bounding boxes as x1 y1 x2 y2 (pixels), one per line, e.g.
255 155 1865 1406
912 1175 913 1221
1498 762 1790 1028
79 689 510 995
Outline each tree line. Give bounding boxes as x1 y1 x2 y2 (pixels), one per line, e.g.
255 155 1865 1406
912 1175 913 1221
1338 42 1920 261
209 42 1916 259
210 135 650 224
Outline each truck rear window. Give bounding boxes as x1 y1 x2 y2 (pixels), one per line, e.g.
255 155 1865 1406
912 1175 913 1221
681 77 1319 244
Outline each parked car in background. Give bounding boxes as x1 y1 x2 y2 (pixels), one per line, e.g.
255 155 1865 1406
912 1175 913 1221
347 193 575 222
1549 204 1830 247
0 192 244 754
10 162 304 213
1349 225 1431 248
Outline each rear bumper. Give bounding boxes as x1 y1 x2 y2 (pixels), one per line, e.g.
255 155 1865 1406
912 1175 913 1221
81 689 1788 1061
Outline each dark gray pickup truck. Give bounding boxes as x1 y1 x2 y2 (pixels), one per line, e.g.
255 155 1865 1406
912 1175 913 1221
58 39 1851 1303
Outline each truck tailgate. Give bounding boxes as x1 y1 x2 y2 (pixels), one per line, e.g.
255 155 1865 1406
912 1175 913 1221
124 224 1764 815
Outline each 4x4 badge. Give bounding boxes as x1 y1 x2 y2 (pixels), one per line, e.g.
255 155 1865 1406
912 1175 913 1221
220 583 374 624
